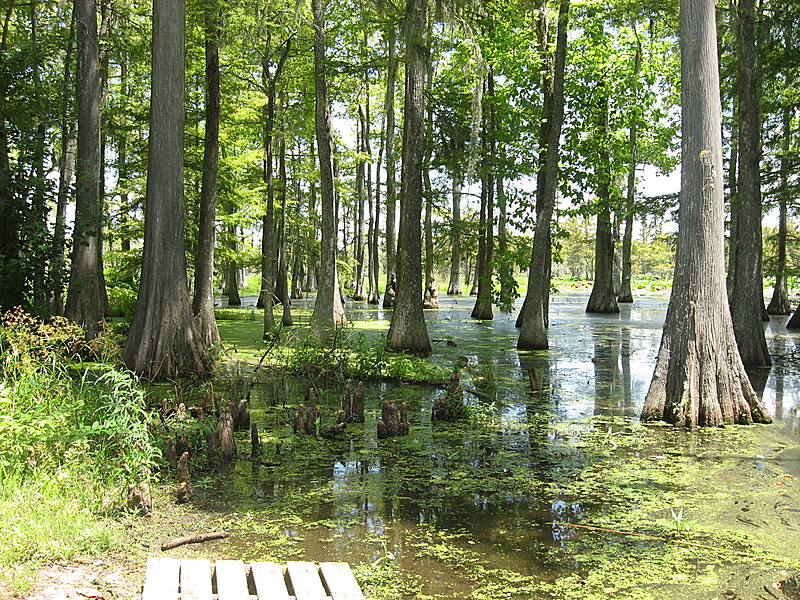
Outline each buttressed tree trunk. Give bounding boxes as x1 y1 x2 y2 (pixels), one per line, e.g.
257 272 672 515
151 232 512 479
122 0 207 379
640 0 770 427
728 0 770 366
65 0 105 333
309 0 346 340
192 5 221 347
386 0 431 355
517 0 569 349
585 78 619 315
585 204 620 314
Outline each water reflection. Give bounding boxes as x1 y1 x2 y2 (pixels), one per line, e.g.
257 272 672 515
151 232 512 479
206 293 800 597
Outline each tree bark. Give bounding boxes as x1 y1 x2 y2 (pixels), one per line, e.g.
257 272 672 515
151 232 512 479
352 102 368 301
447 170 463 295
386 0 431 355
122 0 208 379
728 0 770 366
30 2 49 310
51 8 77 315
65 0 105 332
303 178 318 292
585 56 619 315
192 5 221 347
368 102 381 305
472 69 495 321
276 133 293 326
618 28 642 305
0 1 21 312
640 0 770 427
258 39 291 329
586 205 620 313
309 0 346 340
383 26 398 308
767 107 792 316
225 224 241 306
517 0 569 349
497 173 514 311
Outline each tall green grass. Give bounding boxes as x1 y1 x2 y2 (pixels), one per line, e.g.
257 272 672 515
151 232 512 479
0 308 158 569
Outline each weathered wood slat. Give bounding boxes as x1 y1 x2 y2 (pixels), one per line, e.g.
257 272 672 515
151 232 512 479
142 557 180 600
319 563 366 600
286 561 328 600
250 562 291 600
143 558 365 600
180 559 213 600
215 560 250 600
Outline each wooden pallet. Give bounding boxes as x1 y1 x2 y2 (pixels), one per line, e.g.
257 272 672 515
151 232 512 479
141 557 366 600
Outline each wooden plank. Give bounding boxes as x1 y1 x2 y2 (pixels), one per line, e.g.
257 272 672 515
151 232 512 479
319 563 365 600
142 557 180 600
179 559 213 600
215 560 250 600
286 561 328 600
250 562 291 600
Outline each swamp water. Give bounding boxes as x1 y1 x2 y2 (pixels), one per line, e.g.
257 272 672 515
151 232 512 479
187 294 800 600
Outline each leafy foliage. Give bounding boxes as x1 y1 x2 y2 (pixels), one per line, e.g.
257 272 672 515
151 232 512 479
0 308 157 485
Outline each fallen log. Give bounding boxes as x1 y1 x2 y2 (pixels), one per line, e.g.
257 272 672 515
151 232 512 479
160 531 229 551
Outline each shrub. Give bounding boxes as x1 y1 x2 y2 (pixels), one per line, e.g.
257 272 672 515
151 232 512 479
0 308 157 483
106 285 138 319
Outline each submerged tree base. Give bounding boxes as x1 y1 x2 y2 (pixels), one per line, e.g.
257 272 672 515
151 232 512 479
641 325 772 427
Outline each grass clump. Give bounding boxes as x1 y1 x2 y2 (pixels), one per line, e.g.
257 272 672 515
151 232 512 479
0 308 159 571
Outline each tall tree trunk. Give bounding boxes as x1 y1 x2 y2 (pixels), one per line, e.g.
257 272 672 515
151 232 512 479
767 107 792 316
0 1 21 311
30 2 49 310
472 71 495 321
303 177 318 292
423 171 438 308
422 50 437 310
618 27 642 305
367 105 381 304
117 62 132 253
640 0 770 426
386 0 430 355
259 44 276 318
122 0 207 379
66 0 105 332
310 0 346 340
447 170 463 295
96 0 112 318
469 258 479 295
497 172 514 311
586 49 619 315
277 132 293 326
259 38 291 332
352 103 368 301
192 4 221 347
517 0 569 349
290 160 305 301
586 205 619 313
225 224 242 306
383 27 398 308
725 0 739 297
728 0 769 366
51 8 77 314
